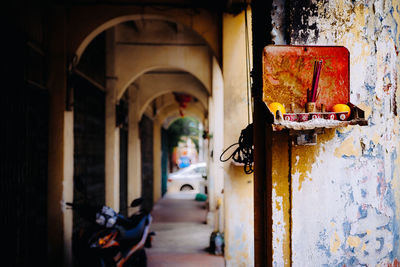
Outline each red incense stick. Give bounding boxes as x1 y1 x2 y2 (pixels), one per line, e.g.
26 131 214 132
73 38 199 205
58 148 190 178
310 60 323 102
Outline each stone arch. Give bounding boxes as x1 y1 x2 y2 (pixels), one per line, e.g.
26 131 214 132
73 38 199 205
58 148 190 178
157 102 206 125
116 48 212 100
150 97 206 202
135 72 209 120
70 11 220 64
70 11 221 97
69 6 224 226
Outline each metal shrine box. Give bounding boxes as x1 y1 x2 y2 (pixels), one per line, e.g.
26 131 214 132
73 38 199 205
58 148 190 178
262 45 367 144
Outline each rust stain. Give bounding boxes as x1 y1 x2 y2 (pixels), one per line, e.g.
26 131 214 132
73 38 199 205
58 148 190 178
387 259 400 267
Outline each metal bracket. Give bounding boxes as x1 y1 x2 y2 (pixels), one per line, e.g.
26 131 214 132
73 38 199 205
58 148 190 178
289 128 324 146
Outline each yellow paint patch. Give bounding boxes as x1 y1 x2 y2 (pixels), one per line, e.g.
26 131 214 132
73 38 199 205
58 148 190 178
292 129 336 191
336 126 352 134
366 229 371 235
372 133 381 144
362 243 366 251
330 232 341 253
334 137 360 158
271 133 291 266
352 4 366 39
347 236 361 247
275 199 282 211
357 103 372 118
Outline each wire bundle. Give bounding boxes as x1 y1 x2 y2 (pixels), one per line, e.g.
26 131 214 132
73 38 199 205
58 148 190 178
219 4 254 175
220 123 254 174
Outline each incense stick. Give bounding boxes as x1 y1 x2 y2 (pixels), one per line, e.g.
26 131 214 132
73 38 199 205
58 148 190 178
310 60 323 102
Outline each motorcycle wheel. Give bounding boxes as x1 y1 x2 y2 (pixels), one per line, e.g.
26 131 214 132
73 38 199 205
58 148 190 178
126 248 147 267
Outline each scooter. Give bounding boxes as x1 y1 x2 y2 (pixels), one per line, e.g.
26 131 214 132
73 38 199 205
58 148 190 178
67 197 155 267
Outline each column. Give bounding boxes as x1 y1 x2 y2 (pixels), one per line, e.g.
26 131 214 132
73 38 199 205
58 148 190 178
105 28 120 211
128 84 142 214
153 117 162 203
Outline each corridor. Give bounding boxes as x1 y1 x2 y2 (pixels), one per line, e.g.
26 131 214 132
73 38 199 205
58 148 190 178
8 0 400 266
147 193 224 267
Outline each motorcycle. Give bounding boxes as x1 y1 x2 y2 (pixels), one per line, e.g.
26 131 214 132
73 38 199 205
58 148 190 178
67 197 155 267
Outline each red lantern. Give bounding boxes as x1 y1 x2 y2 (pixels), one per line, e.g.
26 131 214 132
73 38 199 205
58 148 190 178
174 93 192 116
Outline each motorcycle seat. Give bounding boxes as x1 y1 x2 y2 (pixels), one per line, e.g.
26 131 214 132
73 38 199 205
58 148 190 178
117 215 148 244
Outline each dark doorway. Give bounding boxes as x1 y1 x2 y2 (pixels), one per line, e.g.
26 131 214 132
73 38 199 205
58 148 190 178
2 83 49 267
72 74 105 265
140 114 154 212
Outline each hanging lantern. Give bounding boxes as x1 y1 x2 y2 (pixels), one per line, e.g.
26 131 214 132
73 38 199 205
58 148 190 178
174 93 192 117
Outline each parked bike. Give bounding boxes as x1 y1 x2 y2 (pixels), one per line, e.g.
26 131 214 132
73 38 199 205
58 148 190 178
67 197 154 267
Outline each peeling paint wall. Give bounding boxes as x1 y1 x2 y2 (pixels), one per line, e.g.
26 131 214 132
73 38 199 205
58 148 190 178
272 132 291 267
270 0 400 266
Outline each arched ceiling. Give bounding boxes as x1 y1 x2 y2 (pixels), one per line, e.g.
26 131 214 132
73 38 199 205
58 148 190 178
135 70 209 119
113 19 213 98
70 10 221 63
117 20 207 45
142 91 206 126
77 15 218 129
158 101 206 127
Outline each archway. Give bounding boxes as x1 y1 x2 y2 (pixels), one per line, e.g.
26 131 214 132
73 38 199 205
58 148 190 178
70 11 221 64
65 13 224 266
136 86 207 205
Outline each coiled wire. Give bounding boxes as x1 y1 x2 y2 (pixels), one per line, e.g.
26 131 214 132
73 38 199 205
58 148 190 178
220 123 254 174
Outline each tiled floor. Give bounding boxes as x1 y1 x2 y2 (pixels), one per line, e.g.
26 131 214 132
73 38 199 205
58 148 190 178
147 192 224 267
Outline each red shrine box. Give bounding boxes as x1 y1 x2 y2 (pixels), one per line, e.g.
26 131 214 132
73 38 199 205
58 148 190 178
262 45 367 132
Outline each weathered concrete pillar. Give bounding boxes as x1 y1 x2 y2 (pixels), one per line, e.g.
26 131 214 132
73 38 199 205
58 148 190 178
63 112 74 267
206 56 225 230
47 6 74 267
105 28 120 211
198 123 205 162
128 84 142 213
212 56 224 216
153 117 162 203
222 9 254 267
207 96 216 226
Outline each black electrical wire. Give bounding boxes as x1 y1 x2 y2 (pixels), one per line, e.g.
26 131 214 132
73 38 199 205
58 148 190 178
219 4 254 175
220 123 254 174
